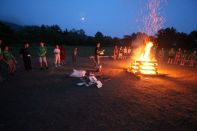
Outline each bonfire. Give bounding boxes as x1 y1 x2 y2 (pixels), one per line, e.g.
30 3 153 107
128 41 158 75
128 0 165 75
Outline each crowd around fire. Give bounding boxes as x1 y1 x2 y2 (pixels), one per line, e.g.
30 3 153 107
113 44 197 67
0 37 197 81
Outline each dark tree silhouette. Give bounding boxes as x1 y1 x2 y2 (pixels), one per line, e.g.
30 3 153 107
0 21 197 49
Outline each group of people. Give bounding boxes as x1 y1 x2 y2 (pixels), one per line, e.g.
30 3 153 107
0 40 79 81
157 47 197 67
112 43 197 67
19 42 69 70
113 45 132 60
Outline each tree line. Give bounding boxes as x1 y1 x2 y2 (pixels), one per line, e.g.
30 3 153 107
0 21 197 49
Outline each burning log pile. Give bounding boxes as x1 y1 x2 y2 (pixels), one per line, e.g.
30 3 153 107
130 60 158 75
127 41 159 75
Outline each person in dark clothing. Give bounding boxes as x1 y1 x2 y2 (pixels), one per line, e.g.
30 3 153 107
72 47 77 65
20 43 32 70
59 44 66 65
95 43 101 65
94 43 105 72
0 39 8 81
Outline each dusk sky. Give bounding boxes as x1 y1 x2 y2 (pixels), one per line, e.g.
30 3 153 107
0 0 197 37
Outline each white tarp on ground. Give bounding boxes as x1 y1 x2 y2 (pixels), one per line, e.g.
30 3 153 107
70 69 86 78
70 69 102 88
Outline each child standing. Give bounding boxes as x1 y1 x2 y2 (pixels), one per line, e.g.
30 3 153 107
2 46 17 75
38 42 48 70
54 45 61 67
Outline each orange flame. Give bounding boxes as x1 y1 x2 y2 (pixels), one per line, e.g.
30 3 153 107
131 41 158 75
139 42 153 61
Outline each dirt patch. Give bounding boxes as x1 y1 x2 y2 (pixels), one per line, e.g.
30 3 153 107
0 57 197 130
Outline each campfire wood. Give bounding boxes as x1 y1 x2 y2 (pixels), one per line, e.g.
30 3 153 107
128 60 159 75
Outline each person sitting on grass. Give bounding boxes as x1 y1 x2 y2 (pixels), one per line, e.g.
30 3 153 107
2 46 17 75
38 42 48 70
20 42 32 71
54 45 61 67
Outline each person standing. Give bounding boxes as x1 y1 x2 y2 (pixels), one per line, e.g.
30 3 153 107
20 42 32 70
2 46 17 75
127 46 132 57
54 45 61 67
123 46 127 59
118 46 123 60
0 39 2 55
174 48 182 65
180 50 187 66
0 39 8 81
38 42 48 70
167 48 175 64
95 43 101 65
72 47 77 65
158 48 165 63
189 50 197 67
113 45 118 61
94 43 104 72
59 44 66 65
0 42 3 81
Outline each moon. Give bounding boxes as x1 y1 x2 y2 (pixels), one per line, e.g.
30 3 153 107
81 17 85 21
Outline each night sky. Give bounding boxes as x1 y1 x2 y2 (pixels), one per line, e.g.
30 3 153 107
0 0 197 37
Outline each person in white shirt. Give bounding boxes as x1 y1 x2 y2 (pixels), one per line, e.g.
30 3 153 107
54 45 61 67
